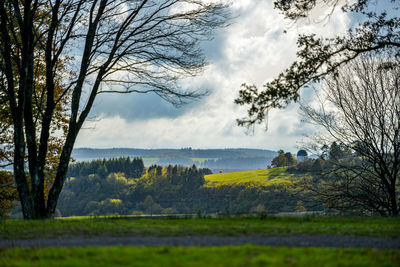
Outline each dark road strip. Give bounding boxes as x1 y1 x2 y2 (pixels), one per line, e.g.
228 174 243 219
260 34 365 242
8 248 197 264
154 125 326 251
1 235 399 249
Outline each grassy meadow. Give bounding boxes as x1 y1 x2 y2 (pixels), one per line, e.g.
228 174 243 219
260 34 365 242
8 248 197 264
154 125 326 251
1 216 399 239
204 167 305 186
1 215 399 266
1 245 399 267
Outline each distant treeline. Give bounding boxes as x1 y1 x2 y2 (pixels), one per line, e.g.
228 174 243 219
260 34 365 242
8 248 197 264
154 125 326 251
67 157 145 178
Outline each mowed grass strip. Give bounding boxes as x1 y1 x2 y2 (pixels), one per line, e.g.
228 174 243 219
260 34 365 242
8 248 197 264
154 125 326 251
1 245 399 267
1 217 399 239
204 167 304 186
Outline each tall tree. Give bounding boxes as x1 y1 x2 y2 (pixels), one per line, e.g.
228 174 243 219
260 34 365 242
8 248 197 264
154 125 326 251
0 0 229 219
0 33 70 199
235 0 400 128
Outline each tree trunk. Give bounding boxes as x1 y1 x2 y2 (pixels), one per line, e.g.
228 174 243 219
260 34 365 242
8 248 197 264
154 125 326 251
389 186 398 216
46 132 77 217
13 121 34 219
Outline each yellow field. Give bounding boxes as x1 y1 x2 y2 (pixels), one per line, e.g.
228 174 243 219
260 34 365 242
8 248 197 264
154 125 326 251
204 167 306 186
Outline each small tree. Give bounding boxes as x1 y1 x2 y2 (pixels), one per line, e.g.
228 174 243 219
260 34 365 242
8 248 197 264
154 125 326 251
272 150 286 167
138 195 162 215
301 54 400 216
272 150 296 167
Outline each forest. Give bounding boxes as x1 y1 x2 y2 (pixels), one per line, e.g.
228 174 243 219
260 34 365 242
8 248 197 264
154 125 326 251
56 136 397 217
52 157 322 217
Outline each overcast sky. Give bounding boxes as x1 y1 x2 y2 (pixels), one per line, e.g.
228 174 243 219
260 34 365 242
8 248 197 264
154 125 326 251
75 0 351 152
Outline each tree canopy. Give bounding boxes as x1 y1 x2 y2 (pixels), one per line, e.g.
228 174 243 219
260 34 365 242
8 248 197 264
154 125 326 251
235 0 400 128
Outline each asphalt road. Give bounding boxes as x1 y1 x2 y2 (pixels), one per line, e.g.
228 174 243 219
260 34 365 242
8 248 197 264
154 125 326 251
1 235 399 249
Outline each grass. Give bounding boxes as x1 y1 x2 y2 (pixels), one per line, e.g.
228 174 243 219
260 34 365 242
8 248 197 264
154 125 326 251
1 245 399 266
1 216 399 239
204 167 307 186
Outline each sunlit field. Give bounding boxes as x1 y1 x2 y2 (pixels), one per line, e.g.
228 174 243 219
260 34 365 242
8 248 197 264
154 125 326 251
204 167 305 186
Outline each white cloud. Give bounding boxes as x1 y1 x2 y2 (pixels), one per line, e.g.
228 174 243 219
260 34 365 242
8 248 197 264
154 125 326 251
76 0 350 152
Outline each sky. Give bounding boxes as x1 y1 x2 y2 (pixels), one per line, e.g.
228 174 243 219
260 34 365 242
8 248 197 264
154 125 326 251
75 0 351 152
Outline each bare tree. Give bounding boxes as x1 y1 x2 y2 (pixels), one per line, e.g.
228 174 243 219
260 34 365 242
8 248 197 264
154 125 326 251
301 54 400 216
0 0 229 219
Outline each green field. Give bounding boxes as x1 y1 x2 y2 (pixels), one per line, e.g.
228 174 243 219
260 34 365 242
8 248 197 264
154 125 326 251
205 167 305 186
1 246 399 267
1 216 399 239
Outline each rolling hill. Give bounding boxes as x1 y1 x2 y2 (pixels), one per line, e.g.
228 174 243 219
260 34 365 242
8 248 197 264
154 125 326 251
204 167 307 187
71 147 277 171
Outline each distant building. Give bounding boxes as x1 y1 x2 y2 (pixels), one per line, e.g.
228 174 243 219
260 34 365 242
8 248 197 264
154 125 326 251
297 150 308 162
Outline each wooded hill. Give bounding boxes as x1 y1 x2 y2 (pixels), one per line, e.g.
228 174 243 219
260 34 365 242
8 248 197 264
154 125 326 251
53 157 322 217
